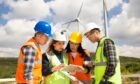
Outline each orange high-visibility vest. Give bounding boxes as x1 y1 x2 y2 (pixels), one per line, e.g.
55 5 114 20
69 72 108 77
68 53 91 80
16 38 42 83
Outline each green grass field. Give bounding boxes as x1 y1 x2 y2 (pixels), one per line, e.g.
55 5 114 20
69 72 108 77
120 56 140 74
0 58 17 78
0 56 140 78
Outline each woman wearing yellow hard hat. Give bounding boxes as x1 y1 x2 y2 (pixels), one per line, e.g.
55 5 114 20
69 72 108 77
65 32 92 84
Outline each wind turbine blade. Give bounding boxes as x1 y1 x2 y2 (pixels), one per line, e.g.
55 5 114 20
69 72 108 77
63 20 75 25
66 22 71 29
77 0 84 18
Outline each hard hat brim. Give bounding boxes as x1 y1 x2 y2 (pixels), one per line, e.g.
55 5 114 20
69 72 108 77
44 33 53 37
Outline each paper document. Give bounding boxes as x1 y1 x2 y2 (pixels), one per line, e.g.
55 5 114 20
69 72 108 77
60 64 84 72
60 71 83 84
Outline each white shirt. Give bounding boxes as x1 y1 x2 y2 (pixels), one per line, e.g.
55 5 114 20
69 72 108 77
71 52 76 59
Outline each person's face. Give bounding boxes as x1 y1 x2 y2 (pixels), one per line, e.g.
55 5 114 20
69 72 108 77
38 34 49 45
53 41 65 52
85 31 98 43
69 41 79 52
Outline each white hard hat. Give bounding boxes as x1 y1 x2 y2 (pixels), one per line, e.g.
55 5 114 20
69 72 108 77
84 22 100 34
53 31 66 41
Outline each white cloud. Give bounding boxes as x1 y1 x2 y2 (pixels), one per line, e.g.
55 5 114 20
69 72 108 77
109 1 140 46
48 0 123 34
4 19 36 35
117 45 140 58
49 0 104 24
108 0 140 57
0 19 36 48
2 0 51 20
1 0 140 57
0 47 19 57
127 0 140 18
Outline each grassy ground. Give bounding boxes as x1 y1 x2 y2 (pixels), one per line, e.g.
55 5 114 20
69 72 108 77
120 56 140 74
0 58 17 78
0 56 140 78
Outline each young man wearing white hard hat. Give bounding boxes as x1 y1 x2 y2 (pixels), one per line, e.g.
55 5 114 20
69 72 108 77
42 31 70 84
16 21 53 84
84 22 122 84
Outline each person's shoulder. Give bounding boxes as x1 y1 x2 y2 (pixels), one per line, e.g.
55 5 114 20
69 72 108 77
42 53 47 57
84 49 91 57
104 38 115 44
62 50 68 56
21 45 35 51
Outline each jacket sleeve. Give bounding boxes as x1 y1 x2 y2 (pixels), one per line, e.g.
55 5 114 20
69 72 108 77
22 46 35 80
42 53 53 76
103 39 117 80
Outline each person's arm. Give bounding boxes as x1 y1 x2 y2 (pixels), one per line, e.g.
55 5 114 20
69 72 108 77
83 55 92 73
103 39 117 80
22 46 35 84
42 53 53 76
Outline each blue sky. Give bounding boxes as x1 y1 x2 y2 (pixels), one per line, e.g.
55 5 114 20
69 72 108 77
0 0 125 25
0 3 10 25
0 0 140 58
0 0 124 25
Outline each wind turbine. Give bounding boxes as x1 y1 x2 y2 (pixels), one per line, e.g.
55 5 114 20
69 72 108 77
103 0 109 37
62 0 109 37
62 0 85 32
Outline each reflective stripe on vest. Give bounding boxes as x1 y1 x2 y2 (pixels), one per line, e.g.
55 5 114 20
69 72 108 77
18 57 42 64
18 42 42 64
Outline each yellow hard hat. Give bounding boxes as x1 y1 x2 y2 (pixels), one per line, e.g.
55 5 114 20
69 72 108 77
69 32 82 43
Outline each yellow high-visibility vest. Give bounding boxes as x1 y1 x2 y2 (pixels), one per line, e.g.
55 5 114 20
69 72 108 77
94 37 122 84
43 51 70 84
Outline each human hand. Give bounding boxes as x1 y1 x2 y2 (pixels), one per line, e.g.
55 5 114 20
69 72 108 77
69 70 77 75
26 79 33 84
59 64 66 68
71 80 79 84
75 66 85 73
51 64 66 72
84 61 94 67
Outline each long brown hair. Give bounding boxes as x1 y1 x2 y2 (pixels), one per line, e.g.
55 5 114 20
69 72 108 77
65 41 86 57
46 40 58 52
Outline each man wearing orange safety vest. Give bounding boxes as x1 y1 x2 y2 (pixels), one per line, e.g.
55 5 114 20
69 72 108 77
16 21 52 84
